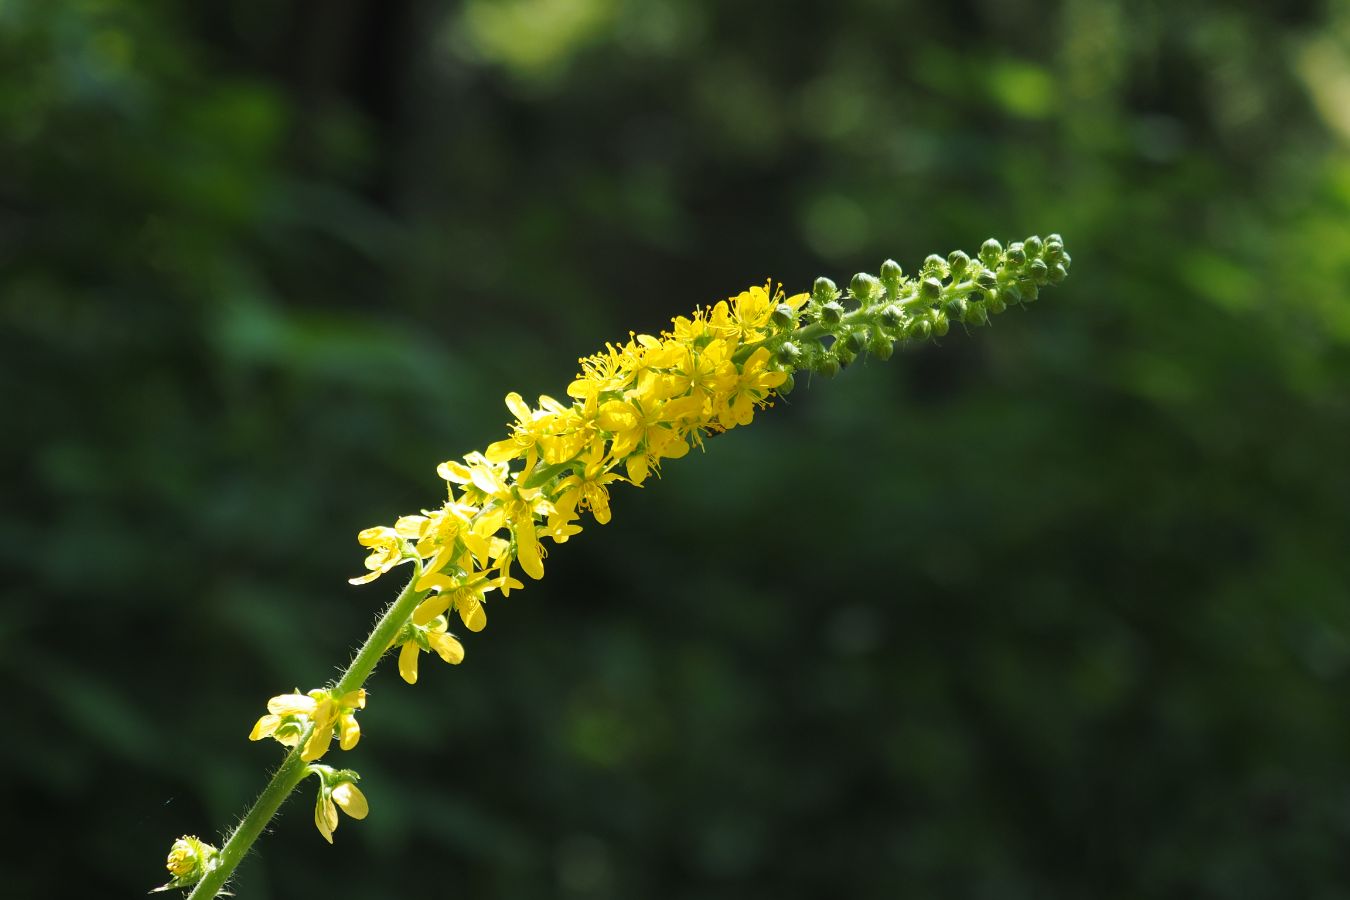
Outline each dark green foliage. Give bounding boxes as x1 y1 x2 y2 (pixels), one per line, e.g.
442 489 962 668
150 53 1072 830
3 1 1350 898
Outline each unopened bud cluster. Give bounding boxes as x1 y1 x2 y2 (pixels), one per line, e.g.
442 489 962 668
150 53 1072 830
782 233 1071 378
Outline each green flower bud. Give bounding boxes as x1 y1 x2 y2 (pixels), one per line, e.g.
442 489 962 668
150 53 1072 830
850 272 882 304
1000 282 1022 305
778 372 795 395
976 269 998 290
879 259 903 293
1005 242 1026 267
835 341 857 366
1048 262 1068 284
986 292 1007 315
812 276 839 303
1023 235 1043 258
1044 241 1064 264
843 328 867 355
909 318 932 340
777 341 802 367
947 249 970 277
770 303 797 329
868 331 894 360
1028 258 1050 284
820 300 844 325
815 354 841 377
879 304 905 329
1046 232 1063 245
1018 279 1039 302
979 238 1003 265
945 297 968 320
963 300 989 327
931 311 950 337
922 254 949 278
1059 251 1072 272
919 276 943 302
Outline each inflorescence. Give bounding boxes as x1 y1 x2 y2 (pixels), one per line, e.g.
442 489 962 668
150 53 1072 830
159 233 1070 891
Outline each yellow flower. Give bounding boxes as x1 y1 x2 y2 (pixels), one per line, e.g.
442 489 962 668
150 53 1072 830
718 346 787 428
348 526 408 585
553 444 623 524
311 770 369 844
395 615 466 684
248 688 366 761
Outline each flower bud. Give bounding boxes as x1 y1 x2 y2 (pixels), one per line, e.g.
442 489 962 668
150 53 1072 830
843 328 867 355
963 300 989 327
919 276 943 302
1018 279 1039 302
770 303 797 329
1023 235 1043 258
908 318 932 340
1043 241 1064 264
155 836 219 892
946 250 970 278
820 300 844 326
1028 258 1050 284
979 238 1003 265
945 297 968 321
879 304 904 329
920 253 947 278
867 331 894 360
976 269 998 290
778 372 795 394
1048 262 1068 284
879 259 903 294
776 341 802 367
1005 242 1026 267
835 342 856 367
812 276 839 303
931 311 950 337
986 292 1007 315
850 272 882 304
1001 282 1023 305
814 354 840 377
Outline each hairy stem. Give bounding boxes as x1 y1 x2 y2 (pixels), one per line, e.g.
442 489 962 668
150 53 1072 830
187 566 428 899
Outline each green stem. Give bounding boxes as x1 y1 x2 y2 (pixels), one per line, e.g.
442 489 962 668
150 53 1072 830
187 564 429 899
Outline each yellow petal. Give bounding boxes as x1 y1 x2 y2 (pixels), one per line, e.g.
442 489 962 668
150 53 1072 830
249 714 281 741
301 723 333 762
515 523 545 581
485 438 522 463
428 631 466 665
338 689 366 709
339 712 361 751
267 693 317 717
315 794 338 844
412 594 451 626
332 782 369 820
458 596 487 632
398 641 420 685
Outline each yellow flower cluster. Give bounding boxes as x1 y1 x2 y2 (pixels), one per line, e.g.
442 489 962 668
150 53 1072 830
353 280 807 677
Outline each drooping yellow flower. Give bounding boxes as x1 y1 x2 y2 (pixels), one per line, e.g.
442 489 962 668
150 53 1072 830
395 615 466 684
313 774 369 844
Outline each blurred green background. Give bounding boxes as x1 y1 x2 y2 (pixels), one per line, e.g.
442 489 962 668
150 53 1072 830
5 0 1350 896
